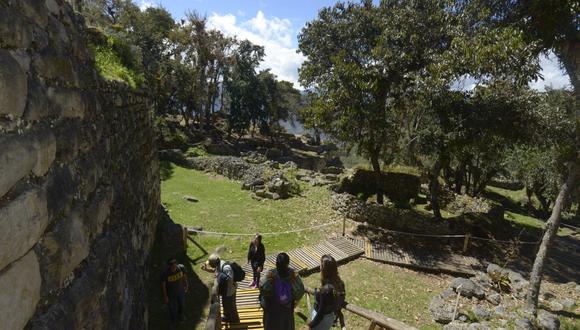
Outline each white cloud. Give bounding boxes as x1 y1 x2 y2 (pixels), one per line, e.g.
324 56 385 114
139 0 154 11
207 11 305 88
529 51 571 91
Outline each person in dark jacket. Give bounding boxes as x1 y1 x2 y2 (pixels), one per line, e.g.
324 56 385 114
247 234 265 289
259 252 305 330
309 284 336 330
310 254 346 330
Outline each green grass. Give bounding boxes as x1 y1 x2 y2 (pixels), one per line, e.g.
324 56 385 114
94 45 143 88
158 162 449 329
155 162 579 329
161 162 342 265
486 186 574 236
298 259 447 330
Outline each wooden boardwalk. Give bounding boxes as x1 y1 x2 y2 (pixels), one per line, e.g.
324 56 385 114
348 237 482 276
217 236 482 329
221 236 364 329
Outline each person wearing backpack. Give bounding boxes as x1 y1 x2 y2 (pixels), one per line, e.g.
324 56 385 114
247 233 265 289
310 255 346 330
259 252 305 330
208 254 241 323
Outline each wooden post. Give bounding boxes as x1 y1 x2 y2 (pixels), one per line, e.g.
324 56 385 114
342 217 346 236
462 233 470 253
183 226 188 252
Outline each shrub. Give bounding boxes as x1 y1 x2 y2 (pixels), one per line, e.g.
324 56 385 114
87 29 143 88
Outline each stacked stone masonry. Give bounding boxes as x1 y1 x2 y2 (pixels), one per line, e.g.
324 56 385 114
0 1 160 329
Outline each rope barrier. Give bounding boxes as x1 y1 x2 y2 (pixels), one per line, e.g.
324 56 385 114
187 220 341 236
187 216 545 244
344 218 541 244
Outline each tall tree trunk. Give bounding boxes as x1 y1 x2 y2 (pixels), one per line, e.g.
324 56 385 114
526 162 577 316
535 189 551 217
370 153 384 205
429 159 443 221
454 162 466 194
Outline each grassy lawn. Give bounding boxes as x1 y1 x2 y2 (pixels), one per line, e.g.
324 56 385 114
153 162 578 330
487 186 575 236
298 259 449 330
157 162 452 329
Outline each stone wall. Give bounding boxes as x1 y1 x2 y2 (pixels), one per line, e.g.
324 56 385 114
0 1 160 329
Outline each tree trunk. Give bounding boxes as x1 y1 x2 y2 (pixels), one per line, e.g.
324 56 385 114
526 162 577 316
454 162 466 194
370 153 384 205
429 159 443 221
535 189 551 217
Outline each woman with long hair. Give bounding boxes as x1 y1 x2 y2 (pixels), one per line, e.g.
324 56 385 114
260 252 305 330
309 255 346 330
247 233 265 288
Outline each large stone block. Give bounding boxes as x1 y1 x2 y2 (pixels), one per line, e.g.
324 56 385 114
0 250 41 330
0 5 33 49
0 50 28 118
0 134 37 199
37 210 90 290
33 48 75 84
0 186 48 271
47 87 86 119
84 187 113 239
32 130 56 177
23 78 59 121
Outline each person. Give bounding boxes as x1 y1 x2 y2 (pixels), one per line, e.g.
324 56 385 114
161 257 189 323
309 284 336 330
259 252 305 330
207 253 240 323
247 233 265 289
311 255 346 330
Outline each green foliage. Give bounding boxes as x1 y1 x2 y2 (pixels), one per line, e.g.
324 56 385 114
93 45 142 88
185 146 208 158
155 117 188 150
89 31 143 88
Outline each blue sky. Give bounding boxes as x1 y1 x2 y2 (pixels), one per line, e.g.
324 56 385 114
139 0 570 90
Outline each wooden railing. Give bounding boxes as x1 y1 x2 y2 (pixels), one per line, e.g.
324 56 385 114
205 280 221 330
304 287 418 330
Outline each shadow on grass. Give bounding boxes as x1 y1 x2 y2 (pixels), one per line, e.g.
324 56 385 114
160 161 176 181
147 223 210 329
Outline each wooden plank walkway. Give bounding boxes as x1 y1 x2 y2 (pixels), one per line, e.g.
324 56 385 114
348 237 482 276
220 237 364 329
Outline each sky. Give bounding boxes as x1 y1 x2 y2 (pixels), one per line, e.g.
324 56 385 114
138 0 570 91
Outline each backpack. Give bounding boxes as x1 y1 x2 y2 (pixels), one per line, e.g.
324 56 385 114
274 276 293 307
226 262 246 282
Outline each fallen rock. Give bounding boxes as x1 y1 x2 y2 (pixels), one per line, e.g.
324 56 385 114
515 316 534 330
264 192 280 200
558 298 575 309
183 195 198 203
494 305 508 318
444 321 469 330
486 263 506 277
320 166 343 175
548 300 564 312
486 293 501 306
429 296 455 324
537 310 560 330
474 272 493 289
451 277 485 299
472 305 491 321
467 323 490 330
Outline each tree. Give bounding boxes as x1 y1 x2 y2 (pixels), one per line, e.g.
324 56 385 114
226 40 265 136
462 0 579 315
299 0 451 204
